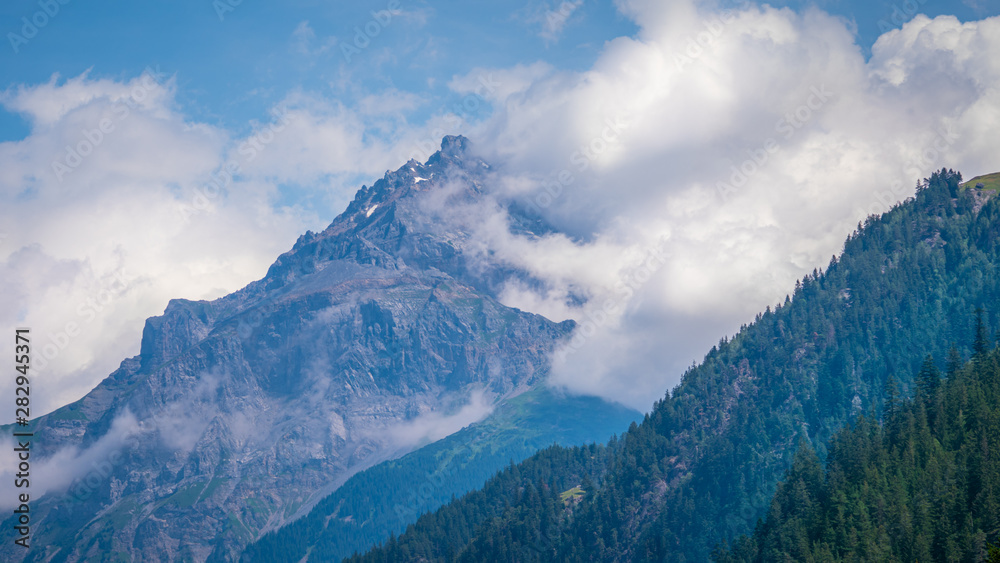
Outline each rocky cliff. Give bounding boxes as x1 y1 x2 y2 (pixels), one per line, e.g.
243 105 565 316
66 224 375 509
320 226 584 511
0 136 593 562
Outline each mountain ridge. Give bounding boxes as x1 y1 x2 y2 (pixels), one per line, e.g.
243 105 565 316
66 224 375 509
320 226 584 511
0 135 630 563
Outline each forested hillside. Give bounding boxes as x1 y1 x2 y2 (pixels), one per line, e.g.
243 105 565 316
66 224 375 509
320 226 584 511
717 325 1000 562
342 169 1000 562
239 387 639 562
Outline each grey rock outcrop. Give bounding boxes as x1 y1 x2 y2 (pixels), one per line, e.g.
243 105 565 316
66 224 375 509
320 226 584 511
1 137 575 562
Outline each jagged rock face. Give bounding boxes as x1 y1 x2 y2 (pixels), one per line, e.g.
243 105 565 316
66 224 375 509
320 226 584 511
3 137 573 562
261 135 553 300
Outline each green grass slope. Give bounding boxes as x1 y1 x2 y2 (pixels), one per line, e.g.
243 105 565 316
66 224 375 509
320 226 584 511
962 171 1000 192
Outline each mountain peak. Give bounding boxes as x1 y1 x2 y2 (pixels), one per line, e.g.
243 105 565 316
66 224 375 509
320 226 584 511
438 134 469 158
6 133 574 562
337 135 477 222
250 135 516 304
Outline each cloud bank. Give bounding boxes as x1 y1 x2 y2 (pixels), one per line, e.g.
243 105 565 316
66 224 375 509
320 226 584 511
452 2 1000 409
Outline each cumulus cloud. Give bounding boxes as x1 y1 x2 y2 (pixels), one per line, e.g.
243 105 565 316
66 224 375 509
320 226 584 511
0 70 175 128
445 2 1000 409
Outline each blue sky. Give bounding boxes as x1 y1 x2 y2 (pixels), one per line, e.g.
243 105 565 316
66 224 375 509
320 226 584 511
1 0 639 139
3 0 1000 415
2 0 993 141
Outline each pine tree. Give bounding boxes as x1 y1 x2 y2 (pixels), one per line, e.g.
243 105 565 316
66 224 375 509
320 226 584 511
717 348 1000 562
947 345 963 378
884 375 901 422
916 355 940 401
974 307 990 359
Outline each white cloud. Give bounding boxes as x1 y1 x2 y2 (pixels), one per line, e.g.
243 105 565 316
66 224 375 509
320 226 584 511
0 371 231 509
290 20 338 57
292 20 320 55
537 0 585 43
0 410 139 509
0 69 175 128
381 389 494 449
444 2 1000 410
449 62 555 105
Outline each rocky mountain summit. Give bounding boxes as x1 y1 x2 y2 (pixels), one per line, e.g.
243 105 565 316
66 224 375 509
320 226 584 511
0 136 589 562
